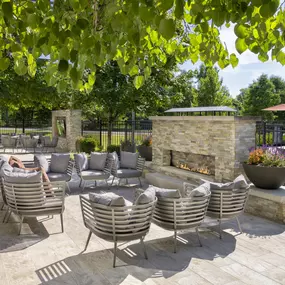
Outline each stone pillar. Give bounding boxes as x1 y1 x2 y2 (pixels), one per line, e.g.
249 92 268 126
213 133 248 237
52 109 82 152
234 116 260 177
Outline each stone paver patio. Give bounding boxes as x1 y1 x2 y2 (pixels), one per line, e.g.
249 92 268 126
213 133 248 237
1 169 285 285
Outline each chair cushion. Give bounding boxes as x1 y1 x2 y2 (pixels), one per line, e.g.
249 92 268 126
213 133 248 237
150 185 181 198
89 192 126 206
120 151 138 169
184 182 210 197
81 170 109 180
135 186 156 205
0 155 8 163
3 170 42 183
47 172 70 182
34 154 50 173
116 169 141 178
0 162 13 177
74 153 88 171
50 153 70 173
89 152 107 171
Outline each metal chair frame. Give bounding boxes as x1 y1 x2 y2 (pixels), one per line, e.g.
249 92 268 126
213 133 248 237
3 180 66 234
80 195 157 267
152 193 211 253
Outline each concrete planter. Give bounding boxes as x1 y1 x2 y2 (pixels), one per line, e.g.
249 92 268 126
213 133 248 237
137 145 152 161
243 163 285 189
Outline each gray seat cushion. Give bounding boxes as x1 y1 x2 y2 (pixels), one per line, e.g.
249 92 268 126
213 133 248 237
117 169 141 178
89 192 126 206
74 153 88 171
34 154 50 173
50 153 70 173
81 170 109 180
89 152 107 171
120 151 138 169
47 172 70 182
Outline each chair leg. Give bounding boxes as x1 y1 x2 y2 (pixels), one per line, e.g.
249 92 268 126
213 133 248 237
138 177 142 187
105 179 110 190
140 237 148 259
66 183 71 194
84 230 92 251
60 213 64 233
18 216 24 235
126 178 128 185
111 177 115 186
236 216 243 233
2 208 9 223
79 178 83 187
113 240 117 268
1 203 5 210
5 209 12 223
94 180 97 187
82 181 86 192
196 227 202 247
219 219 222 239
174 230 177 253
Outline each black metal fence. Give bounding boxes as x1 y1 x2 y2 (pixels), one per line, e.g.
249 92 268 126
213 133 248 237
82 120 152 148
256 121 285 147
0 120 52 136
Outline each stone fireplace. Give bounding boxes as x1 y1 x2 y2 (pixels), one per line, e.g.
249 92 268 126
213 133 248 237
150 116 258 182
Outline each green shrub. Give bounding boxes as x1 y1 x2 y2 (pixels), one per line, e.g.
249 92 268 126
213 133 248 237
76 136 101 154
107 144 120 154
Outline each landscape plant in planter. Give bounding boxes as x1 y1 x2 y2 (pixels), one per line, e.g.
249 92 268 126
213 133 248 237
243 147 285 189
137 135 152 161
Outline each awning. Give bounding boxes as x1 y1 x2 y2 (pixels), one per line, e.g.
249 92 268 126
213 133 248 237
263 104 285 111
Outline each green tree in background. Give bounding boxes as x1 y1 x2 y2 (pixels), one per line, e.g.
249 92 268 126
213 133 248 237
196 65 233 107
238 74 280 120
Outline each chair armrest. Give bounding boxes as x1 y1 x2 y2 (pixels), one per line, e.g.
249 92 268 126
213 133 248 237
74 160 82 176
66 160 74 177
136 157 145 172
104 157 113 175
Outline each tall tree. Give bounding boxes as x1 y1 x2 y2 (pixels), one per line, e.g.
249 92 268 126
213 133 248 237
240 74 280 120
196 65 233 107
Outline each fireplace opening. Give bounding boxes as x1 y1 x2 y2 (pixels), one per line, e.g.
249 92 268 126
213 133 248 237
170 150 215 176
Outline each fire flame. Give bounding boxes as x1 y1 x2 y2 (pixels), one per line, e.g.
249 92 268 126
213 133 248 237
178 163 211 175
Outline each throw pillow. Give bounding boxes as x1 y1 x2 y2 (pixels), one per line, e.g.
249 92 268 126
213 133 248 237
50 153 70 173
186 182 211 197
0 162 13 177
0 155 8 163
135 186 156 205
74 153 88 171
89 152 108 170
3 170 43 183
200 178 234 190
120 151 138 169
34 154 50 173
89 192 126 206
233 174 249 190
150 185 181 198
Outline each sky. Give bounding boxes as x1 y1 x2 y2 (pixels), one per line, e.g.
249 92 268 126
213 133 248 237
180 26 285 98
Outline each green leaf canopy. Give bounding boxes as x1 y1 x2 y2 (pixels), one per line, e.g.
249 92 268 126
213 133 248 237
0 0 285 91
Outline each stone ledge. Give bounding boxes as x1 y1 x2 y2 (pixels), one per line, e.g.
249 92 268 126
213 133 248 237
249 186 285 203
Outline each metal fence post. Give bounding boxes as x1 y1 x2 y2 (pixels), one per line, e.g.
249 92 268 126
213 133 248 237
263 121 266 146
99 120 102 147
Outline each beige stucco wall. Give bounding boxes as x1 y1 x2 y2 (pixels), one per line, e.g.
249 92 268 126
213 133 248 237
150 116 258 182
52 109 82 152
